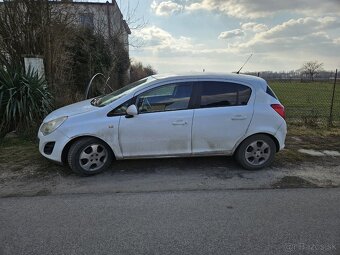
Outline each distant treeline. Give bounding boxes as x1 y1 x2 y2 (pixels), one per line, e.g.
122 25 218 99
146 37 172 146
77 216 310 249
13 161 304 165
245 70 337 80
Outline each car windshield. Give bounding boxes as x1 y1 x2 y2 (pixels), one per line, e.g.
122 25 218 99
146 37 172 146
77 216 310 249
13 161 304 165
92 77 153 107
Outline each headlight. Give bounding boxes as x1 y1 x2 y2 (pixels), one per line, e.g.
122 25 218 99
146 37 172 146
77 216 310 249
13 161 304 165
40 116 68 136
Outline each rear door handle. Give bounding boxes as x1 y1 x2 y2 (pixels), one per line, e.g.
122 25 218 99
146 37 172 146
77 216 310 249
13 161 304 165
231 115 247 120
172 120 188 126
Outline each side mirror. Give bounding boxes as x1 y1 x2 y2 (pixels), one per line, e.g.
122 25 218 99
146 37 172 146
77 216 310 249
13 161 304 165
126 104 138 116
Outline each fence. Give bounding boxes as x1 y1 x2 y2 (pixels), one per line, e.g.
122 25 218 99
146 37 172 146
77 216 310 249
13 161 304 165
260 70 339 127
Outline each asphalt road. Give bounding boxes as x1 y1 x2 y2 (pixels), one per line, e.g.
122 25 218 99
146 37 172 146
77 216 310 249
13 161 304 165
1 188 339 255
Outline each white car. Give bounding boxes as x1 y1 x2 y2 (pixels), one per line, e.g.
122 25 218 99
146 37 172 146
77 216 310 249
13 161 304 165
38 73 286 175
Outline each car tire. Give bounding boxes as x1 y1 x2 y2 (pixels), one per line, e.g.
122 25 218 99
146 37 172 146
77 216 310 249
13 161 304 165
235 134 276 170
68 137 113 176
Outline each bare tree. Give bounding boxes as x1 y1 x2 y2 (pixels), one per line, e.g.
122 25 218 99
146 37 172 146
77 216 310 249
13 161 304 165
118 0 147 48
301 61 324 81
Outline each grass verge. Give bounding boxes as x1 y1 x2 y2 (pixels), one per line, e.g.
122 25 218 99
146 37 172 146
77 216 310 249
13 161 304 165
0 137 70 182
274 125 340 166
0 125 339 181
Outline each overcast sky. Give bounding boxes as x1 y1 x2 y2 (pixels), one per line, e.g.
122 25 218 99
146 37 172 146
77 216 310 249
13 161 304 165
117 0 340 73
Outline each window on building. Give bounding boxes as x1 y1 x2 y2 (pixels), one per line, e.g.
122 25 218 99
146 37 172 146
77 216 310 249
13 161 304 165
79 13 94 30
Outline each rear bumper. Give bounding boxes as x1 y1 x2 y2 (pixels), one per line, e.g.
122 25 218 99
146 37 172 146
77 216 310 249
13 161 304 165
275 121 287 150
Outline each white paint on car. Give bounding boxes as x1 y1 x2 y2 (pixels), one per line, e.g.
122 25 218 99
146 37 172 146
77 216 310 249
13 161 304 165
38 73 287 174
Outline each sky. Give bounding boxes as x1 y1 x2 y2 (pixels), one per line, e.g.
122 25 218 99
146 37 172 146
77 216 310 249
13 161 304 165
117 0 340 73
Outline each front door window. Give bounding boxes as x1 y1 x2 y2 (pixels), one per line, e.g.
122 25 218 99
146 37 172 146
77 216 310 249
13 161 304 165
136 83 193 113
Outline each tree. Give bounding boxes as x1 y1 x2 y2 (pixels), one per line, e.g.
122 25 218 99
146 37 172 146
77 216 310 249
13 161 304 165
130 61 157 83
301 61 324 81
0 0 83 105
0 1 132 104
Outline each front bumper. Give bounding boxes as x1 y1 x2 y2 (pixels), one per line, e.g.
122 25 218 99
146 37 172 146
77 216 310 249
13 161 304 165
38 129 70 163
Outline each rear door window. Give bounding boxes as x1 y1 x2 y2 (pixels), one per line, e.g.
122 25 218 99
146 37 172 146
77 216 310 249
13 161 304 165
199 81 251 108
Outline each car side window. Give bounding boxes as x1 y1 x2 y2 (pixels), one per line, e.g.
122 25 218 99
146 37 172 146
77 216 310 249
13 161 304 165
266 86 278 99
136 83 193 114
199 81 251 108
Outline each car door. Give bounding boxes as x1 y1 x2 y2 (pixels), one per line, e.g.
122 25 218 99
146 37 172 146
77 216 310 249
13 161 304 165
192 80 253 154
118 82 194 158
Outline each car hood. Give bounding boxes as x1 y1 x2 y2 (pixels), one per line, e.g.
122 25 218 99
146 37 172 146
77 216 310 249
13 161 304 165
43 99 98 122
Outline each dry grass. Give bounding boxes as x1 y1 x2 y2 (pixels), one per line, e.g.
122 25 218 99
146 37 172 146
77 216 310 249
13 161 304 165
273 124 340 166
0 137 70 181
287 123 340 137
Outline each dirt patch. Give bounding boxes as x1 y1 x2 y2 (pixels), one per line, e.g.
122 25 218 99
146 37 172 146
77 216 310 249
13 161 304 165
272 176 318 188
35 188 52 196
273 131 340 168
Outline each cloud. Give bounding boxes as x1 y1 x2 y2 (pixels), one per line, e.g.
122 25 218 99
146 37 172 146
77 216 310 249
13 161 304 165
229 16 340 55
133 25 236 57
255 17 340 41
131 16 340 73
241 22 268 32
151 0 183 16
133 25 196 53
151 0 340 19
218 29 245 39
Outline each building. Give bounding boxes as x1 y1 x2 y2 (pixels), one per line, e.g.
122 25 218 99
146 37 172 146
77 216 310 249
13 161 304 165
56 0 132 83
56 0 131 53
0 0 131 87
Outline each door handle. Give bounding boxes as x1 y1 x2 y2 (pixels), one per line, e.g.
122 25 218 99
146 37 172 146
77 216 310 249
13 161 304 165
231 115 247 120
172 120 188 126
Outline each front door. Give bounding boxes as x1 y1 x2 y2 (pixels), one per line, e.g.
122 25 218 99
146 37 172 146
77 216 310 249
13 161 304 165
118 82 194 158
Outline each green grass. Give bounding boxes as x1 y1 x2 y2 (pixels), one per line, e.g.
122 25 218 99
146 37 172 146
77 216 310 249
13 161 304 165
269 80 340 122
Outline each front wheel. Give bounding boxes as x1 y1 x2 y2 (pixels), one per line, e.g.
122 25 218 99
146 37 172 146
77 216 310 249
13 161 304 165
235 134 276 170
68 138 113 176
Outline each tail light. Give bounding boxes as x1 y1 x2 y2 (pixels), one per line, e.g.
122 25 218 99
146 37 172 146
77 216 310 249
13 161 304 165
271 104 285 119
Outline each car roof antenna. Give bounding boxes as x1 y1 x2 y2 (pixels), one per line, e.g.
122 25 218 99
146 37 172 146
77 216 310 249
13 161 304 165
236 53 253 74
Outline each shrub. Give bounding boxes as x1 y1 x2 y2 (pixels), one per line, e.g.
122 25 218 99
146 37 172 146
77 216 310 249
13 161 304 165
0 67 53 136
130 62 157 83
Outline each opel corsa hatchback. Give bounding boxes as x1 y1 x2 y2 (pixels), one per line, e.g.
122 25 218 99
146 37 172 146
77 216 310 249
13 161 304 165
38 73 287 175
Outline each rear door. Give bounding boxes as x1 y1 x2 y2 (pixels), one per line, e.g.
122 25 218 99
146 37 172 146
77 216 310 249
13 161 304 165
192 80 253 154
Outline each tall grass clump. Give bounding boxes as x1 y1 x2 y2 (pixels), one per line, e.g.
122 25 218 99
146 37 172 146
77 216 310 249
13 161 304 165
0 67 53 136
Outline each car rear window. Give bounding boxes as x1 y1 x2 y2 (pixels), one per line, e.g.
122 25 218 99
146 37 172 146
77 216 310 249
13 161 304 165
266 86 278 99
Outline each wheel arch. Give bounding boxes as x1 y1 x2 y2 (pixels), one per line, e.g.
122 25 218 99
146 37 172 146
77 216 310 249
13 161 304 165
233 132 280 155
61 135 116 165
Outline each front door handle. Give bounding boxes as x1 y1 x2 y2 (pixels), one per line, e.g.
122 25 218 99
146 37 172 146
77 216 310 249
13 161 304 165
231 115 247 120
172 120 188 126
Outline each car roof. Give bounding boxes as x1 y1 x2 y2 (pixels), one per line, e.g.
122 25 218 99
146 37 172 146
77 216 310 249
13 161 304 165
150 72 267 90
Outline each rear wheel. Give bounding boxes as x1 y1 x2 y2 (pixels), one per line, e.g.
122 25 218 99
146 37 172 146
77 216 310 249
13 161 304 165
68 138 113 176
235 134 276 170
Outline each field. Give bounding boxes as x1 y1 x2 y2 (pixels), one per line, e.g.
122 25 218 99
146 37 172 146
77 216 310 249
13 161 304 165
268 80 340 123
